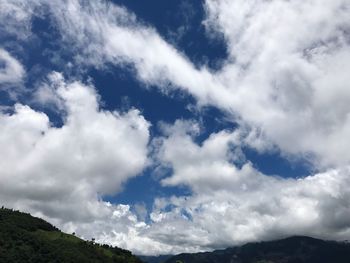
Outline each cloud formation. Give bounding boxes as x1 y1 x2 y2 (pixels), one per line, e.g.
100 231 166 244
0 0 36 40
0 48 25 87
203 0 350 167
34 0 350 168
46 0 224 101
151 121 350 251
0 72 151 249
1 0 350 256
3 0 350 168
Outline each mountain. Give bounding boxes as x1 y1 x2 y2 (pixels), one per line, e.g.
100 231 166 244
3 207 350 263
165 236 350 263
139 255 173 263
0 207 142 263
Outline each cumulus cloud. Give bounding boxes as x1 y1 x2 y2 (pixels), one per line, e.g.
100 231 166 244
0 72 158 253
1 72 149 198
149 121 350 252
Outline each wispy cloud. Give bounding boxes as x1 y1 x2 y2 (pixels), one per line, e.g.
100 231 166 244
0 48 25 90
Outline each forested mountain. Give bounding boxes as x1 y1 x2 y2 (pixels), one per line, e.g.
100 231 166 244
0 207 142 263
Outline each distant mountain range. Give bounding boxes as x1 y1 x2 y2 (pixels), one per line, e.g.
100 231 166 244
139 255 173 263
160 236 350 263
2 207 350 263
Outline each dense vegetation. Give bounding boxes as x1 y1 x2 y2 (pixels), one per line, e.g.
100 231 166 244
0 207 143 263
165 236 350 263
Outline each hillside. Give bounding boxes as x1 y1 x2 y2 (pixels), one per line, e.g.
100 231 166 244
0 207 142 263
164 236 350 263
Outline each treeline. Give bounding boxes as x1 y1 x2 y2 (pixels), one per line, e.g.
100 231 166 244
0 207 143 263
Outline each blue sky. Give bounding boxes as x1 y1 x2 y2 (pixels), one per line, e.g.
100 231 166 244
1 0 350 256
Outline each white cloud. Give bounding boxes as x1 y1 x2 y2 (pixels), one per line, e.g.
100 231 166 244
149 121 350 252
0 72 149 198
0 48 25 86
40 0 350 168
33 76 65 111
0 0 36 40
2 0 350 167
47 119 350 255
201 0 350 167
1 0 350 256
156 120 241 192
1 0 228 101
57 203 175 256
44 0 226 102
0 72 159 253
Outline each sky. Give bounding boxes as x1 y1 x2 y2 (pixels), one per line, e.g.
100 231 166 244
1 0 350 256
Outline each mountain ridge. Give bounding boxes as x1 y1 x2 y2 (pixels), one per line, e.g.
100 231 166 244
0 207 142 263
163 235 350 263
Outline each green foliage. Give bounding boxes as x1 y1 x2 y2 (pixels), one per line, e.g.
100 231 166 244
0 207 143 263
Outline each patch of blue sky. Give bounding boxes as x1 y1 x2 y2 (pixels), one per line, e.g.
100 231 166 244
102 167 192 218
